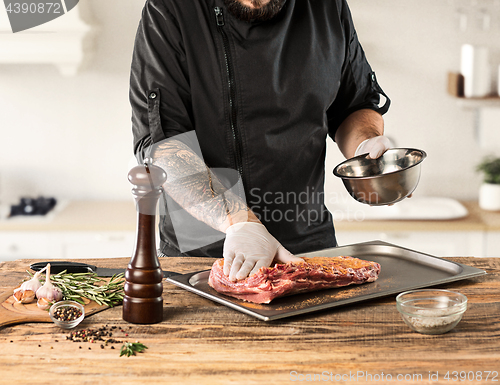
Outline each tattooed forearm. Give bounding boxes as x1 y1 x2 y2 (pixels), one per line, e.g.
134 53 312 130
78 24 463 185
152 139 256 231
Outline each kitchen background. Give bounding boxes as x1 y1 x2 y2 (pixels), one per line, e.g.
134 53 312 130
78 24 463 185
0 0 499 260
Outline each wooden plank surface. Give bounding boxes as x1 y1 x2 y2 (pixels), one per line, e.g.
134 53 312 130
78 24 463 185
0 257 499 385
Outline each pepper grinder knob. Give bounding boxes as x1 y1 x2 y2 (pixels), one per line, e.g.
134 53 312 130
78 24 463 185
123 162 167 324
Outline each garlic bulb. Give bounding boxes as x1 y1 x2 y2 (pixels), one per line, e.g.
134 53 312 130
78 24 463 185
36 264 63 310
13 267 46 304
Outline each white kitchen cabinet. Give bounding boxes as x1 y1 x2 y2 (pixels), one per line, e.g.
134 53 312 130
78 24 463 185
0 232 59 261
335 231 486 257
0 201 140 262
59 232 136 259
0 231 136 262
485 232 500 257
0 229 495 261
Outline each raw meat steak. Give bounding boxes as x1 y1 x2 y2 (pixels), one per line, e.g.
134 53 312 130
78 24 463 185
208 256 381 304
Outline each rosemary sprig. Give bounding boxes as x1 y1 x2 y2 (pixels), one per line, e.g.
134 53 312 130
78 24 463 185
30 270 125 307
120 342 148 357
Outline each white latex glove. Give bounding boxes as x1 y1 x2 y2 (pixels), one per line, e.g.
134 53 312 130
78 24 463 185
354 135 412 203
354 136 392 159
223 222 302 281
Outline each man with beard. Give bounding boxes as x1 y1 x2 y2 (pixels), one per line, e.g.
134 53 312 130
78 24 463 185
130 0 392 281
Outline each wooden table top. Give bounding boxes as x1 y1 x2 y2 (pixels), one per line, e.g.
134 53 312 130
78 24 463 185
0 256 499 385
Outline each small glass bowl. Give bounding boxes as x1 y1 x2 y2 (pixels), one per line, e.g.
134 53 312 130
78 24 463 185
396 289 467 335
49 300 85 329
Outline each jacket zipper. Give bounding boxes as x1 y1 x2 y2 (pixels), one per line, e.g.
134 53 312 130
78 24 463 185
214 7 244 178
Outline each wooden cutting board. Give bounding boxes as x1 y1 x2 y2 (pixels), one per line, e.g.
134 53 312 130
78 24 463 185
0 290 109 328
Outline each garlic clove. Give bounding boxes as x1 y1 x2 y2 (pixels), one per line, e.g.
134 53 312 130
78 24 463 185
13 289 24 303
37 297 51 310
14 289 36 304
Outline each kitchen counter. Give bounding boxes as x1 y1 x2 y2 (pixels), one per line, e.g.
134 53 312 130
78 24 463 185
0 201 139 260
0 200 498 233
334 201 500 232
1 256 499 384
0 200 498 260
0 200 137 232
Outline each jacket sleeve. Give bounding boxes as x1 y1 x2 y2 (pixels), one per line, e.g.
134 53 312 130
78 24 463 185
326 0 390 140
130 0 193 161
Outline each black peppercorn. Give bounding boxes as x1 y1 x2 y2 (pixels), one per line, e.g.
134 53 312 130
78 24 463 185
53 305 82 322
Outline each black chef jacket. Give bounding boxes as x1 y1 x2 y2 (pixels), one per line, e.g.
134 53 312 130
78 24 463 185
130 0 390 257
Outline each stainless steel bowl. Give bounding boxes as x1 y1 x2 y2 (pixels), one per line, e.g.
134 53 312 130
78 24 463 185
333 148 426 206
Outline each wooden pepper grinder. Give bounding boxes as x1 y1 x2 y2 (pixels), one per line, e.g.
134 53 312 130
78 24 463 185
123 160 167 324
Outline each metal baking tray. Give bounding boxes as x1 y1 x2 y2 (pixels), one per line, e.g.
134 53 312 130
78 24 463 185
166 240 486 321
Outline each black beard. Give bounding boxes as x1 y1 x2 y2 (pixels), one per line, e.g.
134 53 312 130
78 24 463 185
223 0 287 23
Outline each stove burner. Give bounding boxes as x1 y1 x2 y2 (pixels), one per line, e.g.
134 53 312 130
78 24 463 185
9 197 57 217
